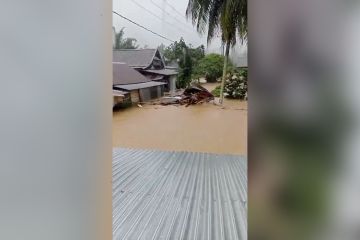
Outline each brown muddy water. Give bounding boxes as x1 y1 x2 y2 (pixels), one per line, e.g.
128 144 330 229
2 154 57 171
112 83 247 155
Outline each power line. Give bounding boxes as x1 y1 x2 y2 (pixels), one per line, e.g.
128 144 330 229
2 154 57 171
112 10 174 43
149 0 194 32
131 0 189 36
163 0 188 20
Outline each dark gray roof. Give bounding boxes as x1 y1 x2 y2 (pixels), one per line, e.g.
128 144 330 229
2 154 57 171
143 69 178 76
113 148 247 240
114 81 166 91
113 62 149 85
113 49 158 68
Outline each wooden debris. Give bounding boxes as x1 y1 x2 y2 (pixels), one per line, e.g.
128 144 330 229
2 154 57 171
160 84 214 106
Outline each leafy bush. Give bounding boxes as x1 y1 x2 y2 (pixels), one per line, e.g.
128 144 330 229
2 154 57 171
211 85 221 97
224 69 248 99
194 54 233 83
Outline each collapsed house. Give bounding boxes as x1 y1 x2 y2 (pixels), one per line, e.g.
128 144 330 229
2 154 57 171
113 49 178 94
112 62 165 108
159 84 215 106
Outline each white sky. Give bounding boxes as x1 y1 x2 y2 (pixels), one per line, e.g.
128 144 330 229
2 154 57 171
112 0 247 63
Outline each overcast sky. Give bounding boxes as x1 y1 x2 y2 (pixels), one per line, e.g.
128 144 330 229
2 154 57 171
112 0 247 63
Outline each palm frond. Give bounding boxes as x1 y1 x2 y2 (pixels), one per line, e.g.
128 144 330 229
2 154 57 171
187 0 247 46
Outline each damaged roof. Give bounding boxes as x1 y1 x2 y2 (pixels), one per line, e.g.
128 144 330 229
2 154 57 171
113 62 149 85
113 49 159 69
113 148 247 240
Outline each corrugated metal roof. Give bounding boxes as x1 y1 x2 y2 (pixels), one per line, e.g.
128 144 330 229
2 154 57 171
114 81 166 91
113 148 247 240
143 69 178 76
113 49 158 69
113 63 149 85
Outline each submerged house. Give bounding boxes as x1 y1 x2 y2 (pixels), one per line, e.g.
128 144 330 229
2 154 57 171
113 49 178 94
113 89 130 108
113 62 165 107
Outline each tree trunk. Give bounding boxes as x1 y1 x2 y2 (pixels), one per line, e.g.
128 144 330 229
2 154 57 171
219 42 230 104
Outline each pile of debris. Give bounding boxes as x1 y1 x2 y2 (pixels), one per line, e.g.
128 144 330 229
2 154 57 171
160 85 214 106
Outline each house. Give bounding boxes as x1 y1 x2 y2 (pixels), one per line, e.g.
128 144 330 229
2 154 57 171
113 89 131 109
113 62 165 106
113 49 178 94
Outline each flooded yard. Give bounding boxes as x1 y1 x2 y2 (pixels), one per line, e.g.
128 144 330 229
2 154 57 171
113 83 247 155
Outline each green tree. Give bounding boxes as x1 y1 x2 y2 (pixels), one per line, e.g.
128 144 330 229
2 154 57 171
161 38 204 87
194 53 233 82
187 0 247 103
163 39 204 68
189 44 205 66
113 27 139 50
177 47 193 88
163 38 187 64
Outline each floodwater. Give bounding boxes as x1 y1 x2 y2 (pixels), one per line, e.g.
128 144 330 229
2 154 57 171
112 83 247 155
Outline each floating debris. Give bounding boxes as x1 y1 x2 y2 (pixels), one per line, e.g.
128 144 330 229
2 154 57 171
160 84 214 106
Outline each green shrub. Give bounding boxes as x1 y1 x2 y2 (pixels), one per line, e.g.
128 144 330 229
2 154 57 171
211 85 221 97
238 68 248 79
224 69 248 99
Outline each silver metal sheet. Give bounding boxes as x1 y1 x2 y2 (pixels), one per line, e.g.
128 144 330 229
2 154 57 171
113 148 247 240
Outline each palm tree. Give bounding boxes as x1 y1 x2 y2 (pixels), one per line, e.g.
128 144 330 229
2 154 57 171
113 27 139 50
186 0 247 103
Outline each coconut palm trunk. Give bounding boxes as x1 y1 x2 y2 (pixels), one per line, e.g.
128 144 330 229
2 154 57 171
220 42 230 104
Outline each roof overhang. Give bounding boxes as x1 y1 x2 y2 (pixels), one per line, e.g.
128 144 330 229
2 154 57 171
113 89 129 97
114 81 166 91
142 69 178 76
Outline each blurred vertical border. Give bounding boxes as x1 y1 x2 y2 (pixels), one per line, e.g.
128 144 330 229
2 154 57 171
249 0 360 239
0 1 112 239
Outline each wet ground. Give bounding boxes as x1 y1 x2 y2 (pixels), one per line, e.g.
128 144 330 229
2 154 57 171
113 83 247 155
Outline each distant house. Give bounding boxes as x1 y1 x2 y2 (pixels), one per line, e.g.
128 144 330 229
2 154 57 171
113 62 165 106
113 49 178 94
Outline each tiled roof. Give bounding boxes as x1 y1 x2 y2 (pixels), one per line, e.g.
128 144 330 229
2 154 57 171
113 62 149 85
113 49 158 68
